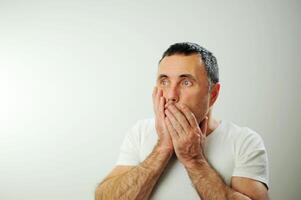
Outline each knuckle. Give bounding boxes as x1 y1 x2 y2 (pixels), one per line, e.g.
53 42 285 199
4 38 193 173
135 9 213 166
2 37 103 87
181 104 188 110
193 127 200 132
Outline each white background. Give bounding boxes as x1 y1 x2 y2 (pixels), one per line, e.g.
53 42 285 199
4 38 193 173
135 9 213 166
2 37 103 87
0 0 300 199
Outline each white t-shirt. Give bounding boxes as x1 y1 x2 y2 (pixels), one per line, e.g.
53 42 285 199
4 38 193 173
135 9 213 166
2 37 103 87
116 118 269 200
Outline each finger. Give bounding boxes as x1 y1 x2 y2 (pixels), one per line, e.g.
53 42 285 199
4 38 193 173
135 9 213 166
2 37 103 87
168 104 191 133
159 96 166 119
165 108 185 137
200 117 208 136
156 88 163 103
164 100 173 109
155 88 162 115
177 104 199 130
156 89 163 114
165 116 178 139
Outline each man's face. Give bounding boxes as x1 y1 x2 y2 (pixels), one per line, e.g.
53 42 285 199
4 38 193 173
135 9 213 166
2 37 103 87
157 54 214 124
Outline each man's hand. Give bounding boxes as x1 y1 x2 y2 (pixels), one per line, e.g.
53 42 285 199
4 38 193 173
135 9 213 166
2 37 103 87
152 87 173 152
164 103 208 167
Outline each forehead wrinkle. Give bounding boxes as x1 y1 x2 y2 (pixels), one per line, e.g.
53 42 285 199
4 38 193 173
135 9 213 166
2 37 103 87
157 54 207 82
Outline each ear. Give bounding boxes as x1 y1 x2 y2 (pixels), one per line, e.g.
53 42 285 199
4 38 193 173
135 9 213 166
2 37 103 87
209 82 221 107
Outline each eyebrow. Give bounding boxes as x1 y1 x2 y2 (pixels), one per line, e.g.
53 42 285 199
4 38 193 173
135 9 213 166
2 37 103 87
157 74 197 81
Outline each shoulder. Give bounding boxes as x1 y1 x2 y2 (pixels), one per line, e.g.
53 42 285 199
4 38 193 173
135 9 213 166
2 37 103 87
222 121 265 147
119 118 155 152
217 121 267 159
131 118 155 133
134 118 155 128
127 118 156 139
225 121 269 188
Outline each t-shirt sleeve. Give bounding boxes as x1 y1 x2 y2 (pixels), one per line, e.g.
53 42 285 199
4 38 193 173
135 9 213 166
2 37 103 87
233 128 269 189
115 121 141 166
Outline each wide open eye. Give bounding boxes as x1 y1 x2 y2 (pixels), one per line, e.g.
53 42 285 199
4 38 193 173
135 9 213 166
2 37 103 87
182 79 192 87
160 79 169 86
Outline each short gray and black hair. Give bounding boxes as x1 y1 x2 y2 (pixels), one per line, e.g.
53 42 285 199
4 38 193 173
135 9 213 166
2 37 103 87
159 42 219 89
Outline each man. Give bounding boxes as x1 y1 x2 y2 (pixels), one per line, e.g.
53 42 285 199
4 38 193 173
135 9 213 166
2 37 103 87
95 42 269 200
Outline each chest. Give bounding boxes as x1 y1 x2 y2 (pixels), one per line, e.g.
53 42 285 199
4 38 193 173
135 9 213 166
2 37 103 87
139 133 235 199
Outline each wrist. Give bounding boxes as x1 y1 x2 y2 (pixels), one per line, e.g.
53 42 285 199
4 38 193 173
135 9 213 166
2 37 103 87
183 158 208 170
155 141 174 155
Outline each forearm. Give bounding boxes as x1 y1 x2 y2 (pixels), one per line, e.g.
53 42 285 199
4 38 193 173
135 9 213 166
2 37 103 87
96 143 173 200
185 160 251 200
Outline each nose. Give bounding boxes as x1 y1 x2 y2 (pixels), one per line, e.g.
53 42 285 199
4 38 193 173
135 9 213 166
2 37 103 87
165 85 179 103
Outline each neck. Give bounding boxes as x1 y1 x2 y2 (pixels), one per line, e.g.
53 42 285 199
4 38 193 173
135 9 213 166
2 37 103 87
204 109 220 136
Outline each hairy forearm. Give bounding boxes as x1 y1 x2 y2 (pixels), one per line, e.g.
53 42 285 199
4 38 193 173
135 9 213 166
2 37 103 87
185 160 251 200
96 143 173 200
